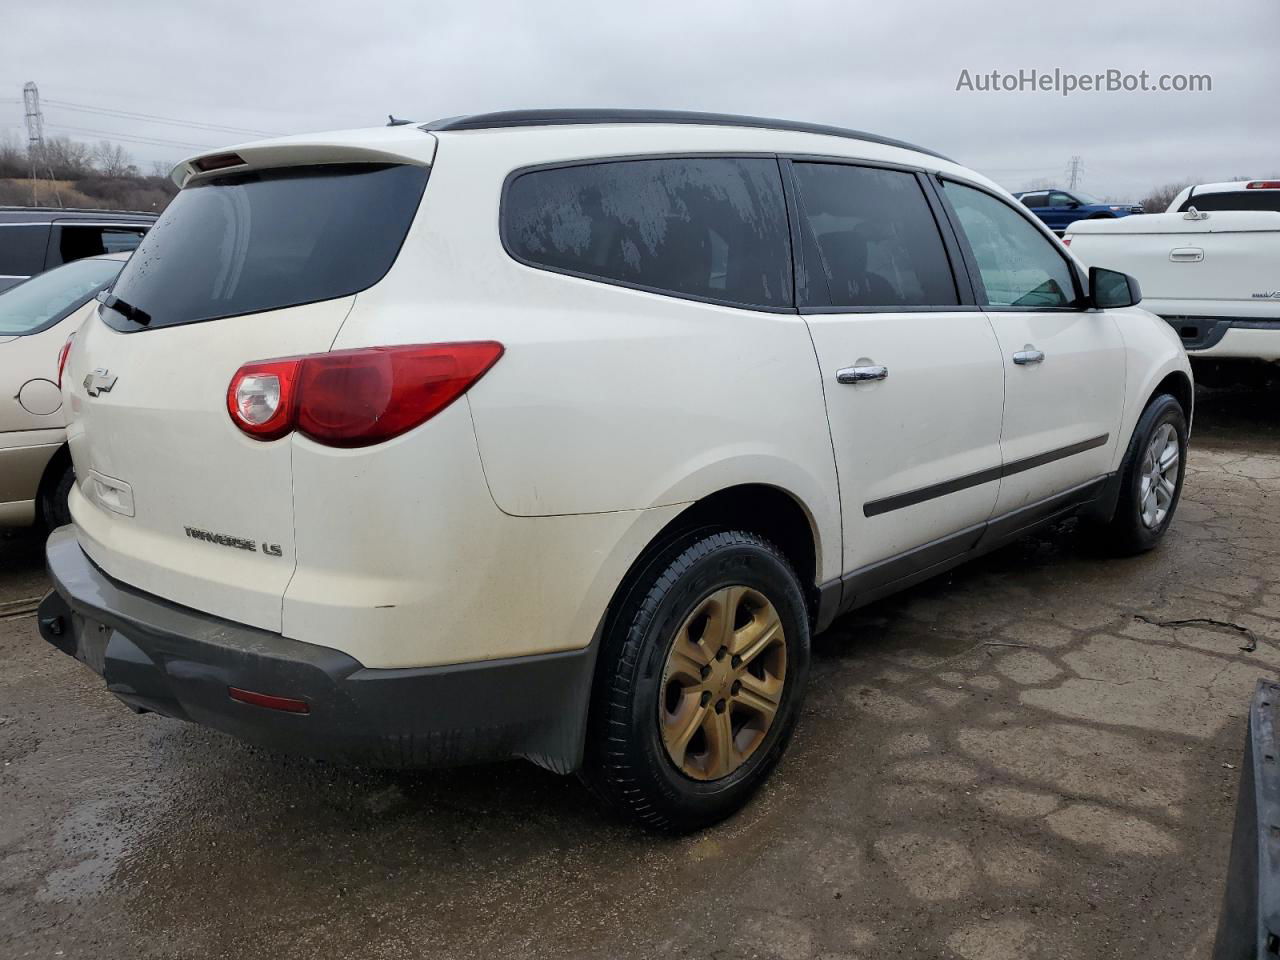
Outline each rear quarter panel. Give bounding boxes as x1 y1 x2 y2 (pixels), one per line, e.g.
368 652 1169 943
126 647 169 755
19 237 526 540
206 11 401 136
331 126 852 584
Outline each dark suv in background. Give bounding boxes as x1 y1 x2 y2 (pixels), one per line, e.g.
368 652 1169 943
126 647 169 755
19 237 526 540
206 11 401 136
0 208 155 292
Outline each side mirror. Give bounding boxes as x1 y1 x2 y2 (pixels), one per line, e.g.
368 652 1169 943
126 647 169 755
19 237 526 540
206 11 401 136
1089 266 1142 309
1067 200 1081 209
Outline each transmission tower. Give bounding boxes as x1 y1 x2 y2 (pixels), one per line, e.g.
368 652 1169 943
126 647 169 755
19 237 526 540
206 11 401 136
22 81 61 207
1066 155 1084 191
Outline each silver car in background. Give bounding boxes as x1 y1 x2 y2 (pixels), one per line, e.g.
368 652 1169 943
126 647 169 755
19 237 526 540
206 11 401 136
0 253 126 527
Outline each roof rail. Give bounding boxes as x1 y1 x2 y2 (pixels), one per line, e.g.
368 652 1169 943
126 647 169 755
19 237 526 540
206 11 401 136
420 109 953 162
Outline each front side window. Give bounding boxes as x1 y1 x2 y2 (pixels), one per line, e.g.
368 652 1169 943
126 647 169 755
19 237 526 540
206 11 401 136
943 181 1078 308
503 157 792 308
792 163 957 308
102 163 428 331
0 257 122 336
1048 192 1077 207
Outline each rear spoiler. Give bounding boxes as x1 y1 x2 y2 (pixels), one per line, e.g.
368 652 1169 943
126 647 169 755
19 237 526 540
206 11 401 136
1214 679 1280 958
172 133 437 189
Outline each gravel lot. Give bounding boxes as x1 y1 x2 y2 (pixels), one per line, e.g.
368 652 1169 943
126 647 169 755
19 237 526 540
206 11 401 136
2 380 1278 960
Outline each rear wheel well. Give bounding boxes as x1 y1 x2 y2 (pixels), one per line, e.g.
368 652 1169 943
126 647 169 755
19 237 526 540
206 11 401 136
610 485 821 629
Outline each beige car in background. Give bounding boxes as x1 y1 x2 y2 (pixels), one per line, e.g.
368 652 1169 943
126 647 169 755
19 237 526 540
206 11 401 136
0 253 127 527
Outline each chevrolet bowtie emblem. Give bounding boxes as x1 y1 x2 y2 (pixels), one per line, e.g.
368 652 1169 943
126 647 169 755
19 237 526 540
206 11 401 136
83 369 117 397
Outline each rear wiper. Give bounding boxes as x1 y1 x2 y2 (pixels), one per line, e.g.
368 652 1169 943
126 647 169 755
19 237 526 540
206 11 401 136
97 291 151 326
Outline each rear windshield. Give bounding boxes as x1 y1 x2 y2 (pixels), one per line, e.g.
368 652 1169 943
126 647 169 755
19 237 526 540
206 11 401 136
100 163 428 331
1178 191 1280 212
0 257 122 336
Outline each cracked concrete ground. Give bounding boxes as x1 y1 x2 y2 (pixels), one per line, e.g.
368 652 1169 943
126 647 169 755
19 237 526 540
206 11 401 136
1 379 1278 959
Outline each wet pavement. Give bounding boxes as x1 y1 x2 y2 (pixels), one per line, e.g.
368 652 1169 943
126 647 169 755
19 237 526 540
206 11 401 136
2 378 1278 960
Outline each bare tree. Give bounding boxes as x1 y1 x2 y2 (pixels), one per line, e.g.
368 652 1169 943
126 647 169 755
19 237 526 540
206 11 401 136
1139 180 1197 213
92 140 137 178
39 136 95 179
0 131 26 178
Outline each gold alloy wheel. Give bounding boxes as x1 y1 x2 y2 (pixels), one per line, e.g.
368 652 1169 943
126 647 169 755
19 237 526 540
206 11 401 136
658 585 787 781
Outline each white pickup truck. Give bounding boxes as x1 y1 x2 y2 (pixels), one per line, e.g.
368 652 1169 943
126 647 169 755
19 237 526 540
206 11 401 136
1066 180 1280 378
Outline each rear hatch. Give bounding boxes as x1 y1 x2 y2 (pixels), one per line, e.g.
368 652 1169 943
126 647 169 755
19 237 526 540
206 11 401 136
1066 211 1280 314
64 138 432 631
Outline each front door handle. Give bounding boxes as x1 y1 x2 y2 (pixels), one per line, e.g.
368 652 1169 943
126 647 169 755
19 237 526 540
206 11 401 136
1012 349 1045 365
836 364 889 384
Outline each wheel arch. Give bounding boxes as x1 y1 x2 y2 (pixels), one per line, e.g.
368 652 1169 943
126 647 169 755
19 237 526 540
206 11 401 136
602 483 825 642
34 442 72 527
1152 369 1194 425
1088 363 1194 527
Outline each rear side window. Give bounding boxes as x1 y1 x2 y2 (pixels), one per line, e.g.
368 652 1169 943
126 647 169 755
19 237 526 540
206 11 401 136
943 180 1078 308
101 164 428 331
0 224 51 278
792 163 957 308
1020 193 1048 208
49 225 148 268
1178 191 1280 212
503 157 792 309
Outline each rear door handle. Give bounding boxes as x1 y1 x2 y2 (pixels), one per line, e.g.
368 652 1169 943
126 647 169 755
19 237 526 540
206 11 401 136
1012 349 1045 365
1169 247 1204 262
836 364 889 384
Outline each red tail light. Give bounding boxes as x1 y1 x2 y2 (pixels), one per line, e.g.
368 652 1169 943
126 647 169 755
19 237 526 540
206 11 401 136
227 342 504 447
1061 235 1072 247
56 333 75 388
1246 180 1280 189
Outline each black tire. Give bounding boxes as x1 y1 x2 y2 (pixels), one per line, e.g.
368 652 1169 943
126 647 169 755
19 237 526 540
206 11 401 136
1089 393 1187 555
582 530 810 833
38 461 75 529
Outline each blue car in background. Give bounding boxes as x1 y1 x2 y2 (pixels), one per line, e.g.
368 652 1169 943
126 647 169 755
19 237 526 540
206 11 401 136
1012 188 1144 234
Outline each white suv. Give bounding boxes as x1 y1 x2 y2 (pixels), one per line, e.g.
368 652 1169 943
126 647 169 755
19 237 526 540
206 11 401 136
39 110 1192 831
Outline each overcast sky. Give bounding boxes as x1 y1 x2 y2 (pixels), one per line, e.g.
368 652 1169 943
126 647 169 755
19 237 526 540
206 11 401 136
3 0 1277 198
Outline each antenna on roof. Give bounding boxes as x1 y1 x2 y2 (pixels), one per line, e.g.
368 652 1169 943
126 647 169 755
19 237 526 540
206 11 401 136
386 115 413 127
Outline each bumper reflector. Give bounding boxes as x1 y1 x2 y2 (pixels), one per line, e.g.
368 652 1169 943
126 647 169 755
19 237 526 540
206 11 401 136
228 687 310 714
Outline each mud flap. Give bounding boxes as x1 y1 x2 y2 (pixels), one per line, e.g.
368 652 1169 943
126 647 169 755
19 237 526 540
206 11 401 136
1213 679 1280 959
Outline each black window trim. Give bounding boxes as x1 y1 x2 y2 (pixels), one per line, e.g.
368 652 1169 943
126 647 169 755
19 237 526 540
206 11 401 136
929 173 1089 313
780 154 977 315
499 152 801 315
45 223 150 271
